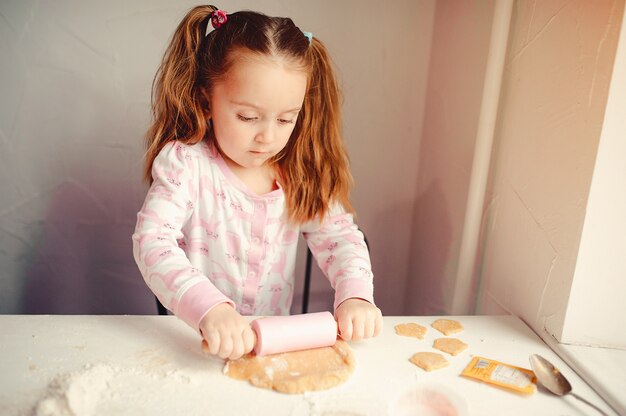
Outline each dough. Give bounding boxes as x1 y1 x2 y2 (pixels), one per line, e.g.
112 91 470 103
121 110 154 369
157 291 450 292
431 319 464 336
394 322 427 339
223 340 355 394
433 338 468 356
409 352 449 372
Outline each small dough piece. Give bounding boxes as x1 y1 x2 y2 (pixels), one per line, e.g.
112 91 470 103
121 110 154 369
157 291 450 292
394 323 427 340
409 352 449 372
431 319 464 336
433 338 468 356
224 340 354 394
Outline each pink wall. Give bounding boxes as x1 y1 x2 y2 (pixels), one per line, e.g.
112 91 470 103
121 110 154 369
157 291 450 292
478 0 624 340
405 0 495 315
405 0 624 325
563 3 626 347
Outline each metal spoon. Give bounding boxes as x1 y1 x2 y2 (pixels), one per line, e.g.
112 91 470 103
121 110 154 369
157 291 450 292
529 354 610 416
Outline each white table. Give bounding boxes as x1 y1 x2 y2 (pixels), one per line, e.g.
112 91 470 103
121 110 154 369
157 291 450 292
0 315 617 415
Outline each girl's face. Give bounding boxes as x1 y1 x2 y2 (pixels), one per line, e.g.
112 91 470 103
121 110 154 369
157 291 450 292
210 54 308 172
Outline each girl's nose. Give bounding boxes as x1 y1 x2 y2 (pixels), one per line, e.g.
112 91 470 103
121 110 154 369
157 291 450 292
255 123 275 143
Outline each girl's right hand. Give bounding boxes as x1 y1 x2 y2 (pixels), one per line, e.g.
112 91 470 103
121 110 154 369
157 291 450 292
199 303 256 360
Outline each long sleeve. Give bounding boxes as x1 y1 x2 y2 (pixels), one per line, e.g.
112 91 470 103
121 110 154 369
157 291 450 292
301 205 375 310
132 142 234 331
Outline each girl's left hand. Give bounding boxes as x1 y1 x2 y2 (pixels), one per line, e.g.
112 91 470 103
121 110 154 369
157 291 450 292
335 298 383 341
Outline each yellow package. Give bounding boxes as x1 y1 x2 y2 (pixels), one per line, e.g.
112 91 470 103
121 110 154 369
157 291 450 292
461 356 537 394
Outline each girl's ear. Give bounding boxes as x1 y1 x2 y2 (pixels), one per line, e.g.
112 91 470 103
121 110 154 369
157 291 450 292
200 88 212 119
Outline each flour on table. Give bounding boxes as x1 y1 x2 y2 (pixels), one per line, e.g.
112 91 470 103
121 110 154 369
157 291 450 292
290 391 388 416
33 361 193 416
34 364 116 416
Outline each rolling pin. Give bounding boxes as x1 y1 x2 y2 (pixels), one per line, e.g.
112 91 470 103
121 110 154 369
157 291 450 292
251 311 338 356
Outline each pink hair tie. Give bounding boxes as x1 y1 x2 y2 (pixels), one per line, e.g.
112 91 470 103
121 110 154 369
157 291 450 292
210 9 227 29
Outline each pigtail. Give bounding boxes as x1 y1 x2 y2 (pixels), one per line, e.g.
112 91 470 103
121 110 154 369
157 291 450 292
143 5 217 183
278 38 355 223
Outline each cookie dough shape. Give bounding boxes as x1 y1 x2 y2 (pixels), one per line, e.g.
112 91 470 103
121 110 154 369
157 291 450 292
394 322 427 340
431 319 464 336
224 340 355 394
433 338 468 356
409 352 449 372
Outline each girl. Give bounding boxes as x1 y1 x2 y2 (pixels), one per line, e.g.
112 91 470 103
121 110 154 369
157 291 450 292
132 5 382 360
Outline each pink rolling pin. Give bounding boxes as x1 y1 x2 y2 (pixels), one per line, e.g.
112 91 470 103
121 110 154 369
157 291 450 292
251 311 338 356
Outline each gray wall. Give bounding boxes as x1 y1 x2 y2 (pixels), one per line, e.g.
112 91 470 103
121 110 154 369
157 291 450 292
0 1 434 315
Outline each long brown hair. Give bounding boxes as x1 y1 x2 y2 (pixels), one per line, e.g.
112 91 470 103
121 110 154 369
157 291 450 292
144 5 354 223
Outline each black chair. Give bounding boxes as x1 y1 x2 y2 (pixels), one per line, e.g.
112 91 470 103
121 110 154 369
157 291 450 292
155 230 369 315
156 295 168 315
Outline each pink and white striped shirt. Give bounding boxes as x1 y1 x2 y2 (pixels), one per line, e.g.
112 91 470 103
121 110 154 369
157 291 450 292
132 141 374 332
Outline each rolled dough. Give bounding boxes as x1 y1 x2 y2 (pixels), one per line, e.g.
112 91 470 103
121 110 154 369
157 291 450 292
223 340 355 394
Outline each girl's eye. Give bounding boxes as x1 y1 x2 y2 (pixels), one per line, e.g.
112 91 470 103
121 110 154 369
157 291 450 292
278 119 294 124
237 115 257 122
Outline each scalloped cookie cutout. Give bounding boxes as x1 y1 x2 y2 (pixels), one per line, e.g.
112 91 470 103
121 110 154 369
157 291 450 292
409 352 450 372
433 338 468 356
394 322 428 340
431 319 464 336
